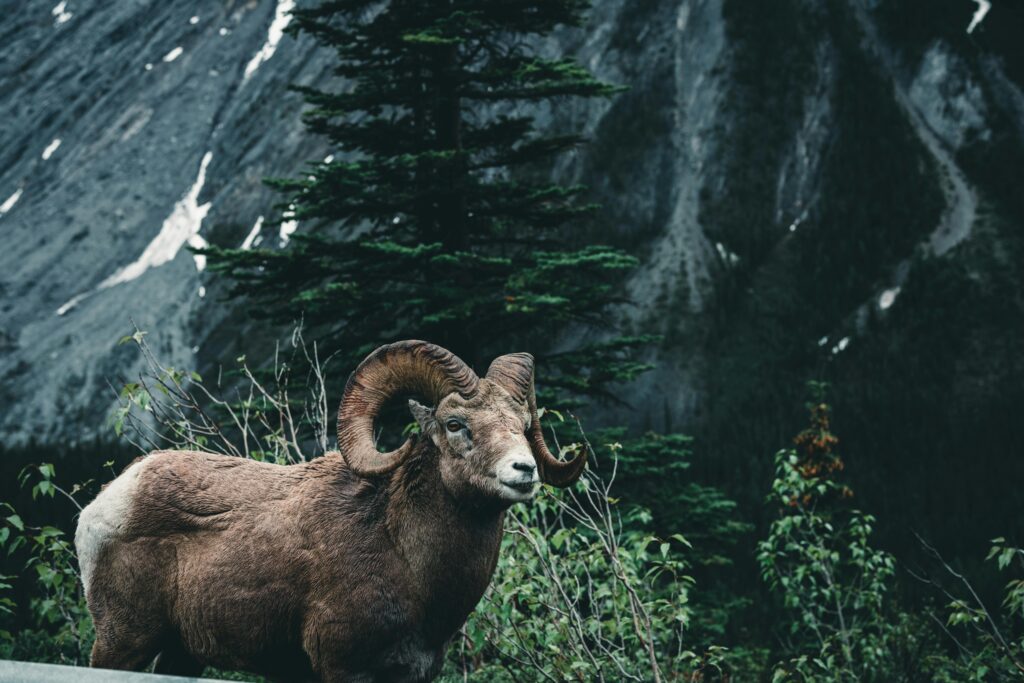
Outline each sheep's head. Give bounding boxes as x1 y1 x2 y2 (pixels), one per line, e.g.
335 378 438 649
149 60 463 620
336 341 586 504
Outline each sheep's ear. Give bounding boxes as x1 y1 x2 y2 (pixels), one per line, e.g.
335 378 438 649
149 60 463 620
408 400 438 441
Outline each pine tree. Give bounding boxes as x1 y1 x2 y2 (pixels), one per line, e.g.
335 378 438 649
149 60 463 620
203 0 653 403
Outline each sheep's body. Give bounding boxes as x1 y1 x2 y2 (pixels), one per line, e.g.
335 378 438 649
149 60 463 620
76 342 585 681
77 446 503 682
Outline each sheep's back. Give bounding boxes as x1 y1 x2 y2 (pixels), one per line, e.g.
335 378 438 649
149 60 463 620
81 451 322 666
127 450 305 534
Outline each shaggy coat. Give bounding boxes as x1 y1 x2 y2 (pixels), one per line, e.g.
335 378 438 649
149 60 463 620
82 442 501 681
76 341 586 682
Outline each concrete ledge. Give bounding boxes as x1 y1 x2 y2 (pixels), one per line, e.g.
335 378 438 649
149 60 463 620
0 659 233 682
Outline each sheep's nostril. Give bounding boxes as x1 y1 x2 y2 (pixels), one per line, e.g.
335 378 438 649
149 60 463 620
511 461 536 474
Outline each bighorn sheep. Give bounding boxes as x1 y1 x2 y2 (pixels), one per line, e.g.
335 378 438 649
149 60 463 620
75 341 585 682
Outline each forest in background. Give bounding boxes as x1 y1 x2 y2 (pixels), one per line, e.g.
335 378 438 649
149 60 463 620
2 0 1024 680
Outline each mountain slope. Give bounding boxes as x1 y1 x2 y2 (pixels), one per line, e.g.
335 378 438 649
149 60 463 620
2 0 1023 552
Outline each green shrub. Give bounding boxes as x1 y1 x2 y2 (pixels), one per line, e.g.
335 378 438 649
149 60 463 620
919 538 1024 680
0 464 93 664
443 443 701 681
757 389 895 681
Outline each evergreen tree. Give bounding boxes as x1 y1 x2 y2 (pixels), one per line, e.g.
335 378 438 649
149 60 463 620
203 0 653 403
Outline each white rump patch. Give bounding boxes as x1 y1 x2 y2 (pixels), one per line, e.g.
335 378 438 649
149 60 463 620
75 459 146 592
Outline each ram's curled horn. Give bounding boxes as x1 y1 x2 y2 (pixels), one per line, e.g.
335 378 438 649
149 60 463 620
338 340 480 476
486 353 588 487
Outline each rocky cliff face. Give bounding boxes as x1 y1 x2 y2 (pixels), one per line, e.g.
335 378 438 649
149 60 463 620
1 0 334 441
3 0 1023 545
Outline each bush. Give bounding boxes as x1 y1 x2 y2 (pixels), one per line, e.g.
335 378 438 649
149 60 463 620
443 440 701 681
912 537 1024 680
0 464 94 664
757 389 896 681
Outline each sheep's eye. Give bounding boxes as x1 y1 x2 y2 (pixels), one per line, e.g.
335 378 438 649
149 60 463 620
446 419 463 433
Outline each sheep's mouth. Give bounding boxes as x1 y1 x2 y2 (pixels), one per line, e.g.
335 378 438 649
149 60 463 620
499 479 537 496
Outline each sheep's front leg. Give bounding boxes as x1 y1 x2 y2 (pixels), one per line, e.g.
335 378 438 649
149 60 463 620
152 639 204 677
304 616 378 683
88 584 166 671
315 666 374 683
90 633 160 671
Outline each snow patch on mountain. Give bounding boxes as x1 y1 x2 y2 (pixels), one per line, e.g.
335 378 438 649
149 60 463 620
0 188 23 215
41 139 62 160
242 216 264 249
163 46 184 63
52 1 72 26
879 287 900 310
102 152 213 286
967 0 990 34
244 0 295 80
56 152 213 315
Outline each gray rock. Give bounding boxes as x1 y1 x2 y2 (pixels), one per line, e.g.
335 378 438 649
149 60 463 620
0 0 333 443
0 658 231 682
909 42 989 150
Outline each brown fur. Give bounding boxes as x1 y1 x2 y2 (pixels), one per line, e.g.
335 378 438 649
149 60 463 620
82 380 534 682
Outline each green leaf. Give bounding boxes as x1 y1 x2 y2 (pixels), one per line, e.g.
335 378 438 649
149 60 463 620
119 329 147 345
35 480 55 499
7 536 25 556
670 533 692 548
